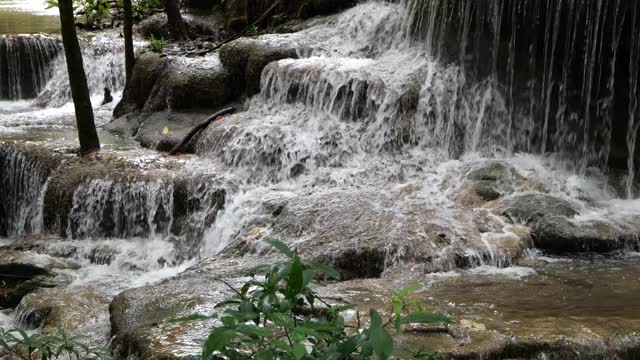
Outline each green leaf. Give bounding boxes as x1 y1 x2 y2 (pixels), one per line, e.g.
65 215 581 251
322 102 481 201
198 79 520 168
369 309 393 360
269 312 295 329
202 328 235 359
395 284 419 299
401 312 452 325
255 349 274 360
292 343 307 360
286 256 304 298
305 260 341 280
264 239 294 258
234 324 272 338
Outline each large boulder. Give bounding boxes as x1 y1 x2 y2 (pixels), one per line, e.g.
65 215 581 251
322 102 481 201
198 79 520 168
114 52 238 118
136 13 226 42
110 256 274 359
455 161 545 207
113 53 171 119
16 288 111 347
217 190 531 277
219 37 299 95
491 192 640 254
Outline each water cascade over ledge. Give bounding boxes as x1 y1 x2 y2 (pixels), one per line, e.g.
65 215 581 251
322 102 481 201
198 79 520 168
0 35 60 100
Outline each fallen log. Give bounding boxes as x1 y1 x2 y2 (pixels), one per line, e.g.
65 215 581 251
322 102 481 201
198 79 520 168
168 107 235 155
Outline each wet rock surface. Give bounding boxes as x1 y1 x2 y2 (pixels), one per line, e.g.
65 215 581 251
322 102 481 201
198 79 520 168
110 256 275 359
220 37 299 95
0 248 75 307
109 253 640 360
136 12 226 41
223 190 531 278
16 288 111 346
490 192 640 254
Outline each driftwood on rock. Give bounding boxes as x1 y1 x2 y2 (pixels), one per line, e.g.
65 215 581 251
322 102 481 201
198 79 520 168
168 107 235 155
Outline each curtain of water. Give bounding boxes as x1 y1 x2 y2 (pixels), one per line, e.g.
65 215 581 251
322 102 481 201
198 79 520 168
397 0 639 196
0 35 60 100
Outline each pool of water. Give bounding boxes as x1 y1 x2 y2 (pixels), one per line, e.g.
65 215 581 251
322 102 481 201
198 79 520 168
0 0 59 34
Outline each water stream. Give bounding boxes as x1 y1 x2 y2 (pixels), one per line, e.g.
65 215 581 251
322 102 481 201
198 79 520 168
0 0 639 353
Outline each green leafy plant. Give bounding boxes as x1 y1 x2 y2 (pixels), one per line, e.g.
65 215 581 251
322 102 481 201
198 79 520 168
0 327 110 359
131 0 162 21
148 34 166 52
195 239 451 360
74 0 113 28
246 24 259 36
271 13 288 26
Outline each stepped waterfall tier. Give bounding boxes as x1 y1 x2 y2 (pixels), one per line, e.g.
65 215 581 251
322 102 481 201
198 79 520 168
0 35 60 99
0 0 640 359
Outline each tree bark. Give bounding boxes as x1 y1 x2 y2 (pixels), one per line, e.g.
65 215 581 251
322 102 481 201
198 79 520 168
164 0 189 41
123 0 135 84
58 0 101 155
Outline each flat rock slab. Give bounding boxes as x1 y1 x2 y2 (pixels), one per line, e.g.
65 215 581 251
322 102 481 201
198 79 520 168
110 255 640 359
323 258 640 359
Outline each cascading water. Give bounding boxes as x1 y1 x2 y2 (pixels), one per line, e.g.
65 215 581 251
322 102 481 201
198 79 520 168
35 32 126 108
67 179 174 240
0 144 58 237
397 0 640 195
194 0 640 272
1 0 640 352
0 35 60 100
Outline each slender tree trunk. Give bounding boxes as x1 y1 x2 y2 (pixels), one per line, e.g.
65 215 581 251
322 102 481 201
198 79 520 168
123 0 135 84
58 0 100 155
164 0 189 41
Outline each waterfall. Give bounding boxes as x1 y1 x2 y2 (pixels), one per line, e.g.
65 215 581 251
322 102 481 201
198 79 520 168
0 35 60 100
35 32 126 108
66 178 174 240
395 0 640 189
0 144 59 238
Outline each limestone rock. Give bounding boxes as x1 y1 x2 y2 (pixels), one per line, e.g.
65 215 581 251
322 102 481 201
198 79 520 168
0 249 75 307
16 288 111 347
219 37 299 95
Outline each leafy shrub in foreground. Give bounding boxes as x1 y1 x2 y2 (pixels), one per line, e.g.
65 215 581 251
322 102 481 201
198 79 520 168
0 327 110 359
197 239 451 360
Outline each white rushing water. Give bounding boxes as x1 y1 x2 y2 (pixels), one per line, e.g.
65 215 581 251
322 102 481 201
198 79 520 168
0 1 639 339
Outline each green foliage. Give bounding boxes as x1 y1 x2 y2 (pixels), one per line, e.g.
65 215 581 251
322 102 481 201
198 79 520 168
74 0 113 27
193 239 451 360
148 34 166 52
246 24 259 36
0 327 110 360
271 13 288 26
131 0 162 21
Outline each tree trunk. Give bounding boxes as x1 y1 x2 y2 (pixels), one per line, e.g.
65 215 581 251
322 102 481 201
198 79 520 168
164 0 189 41
58 0 101 155
123 0 135 84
